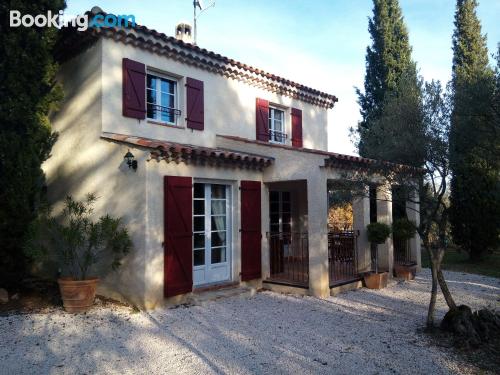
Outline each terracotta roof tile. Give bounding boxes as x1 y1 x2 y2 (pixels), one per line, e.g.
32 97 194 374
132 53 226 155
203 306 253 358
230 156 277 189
61 8 338 109
217 135 422 173
101 132 274 170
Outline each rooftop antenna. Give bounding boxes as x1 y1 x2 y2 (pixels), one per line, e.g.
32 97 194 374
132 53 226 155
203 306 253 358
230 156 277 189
193 0 215 45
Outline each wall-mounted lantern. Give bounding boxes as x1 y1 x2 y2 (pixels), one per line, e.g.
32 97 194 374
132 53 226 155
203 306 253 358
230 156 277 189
124 150 137 171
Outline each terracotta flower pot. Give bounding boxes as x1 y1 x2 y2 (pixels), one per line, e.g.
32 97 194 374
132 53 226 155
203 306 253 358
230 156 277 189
394 263 417 281
363 272 388 289
58 277 99 313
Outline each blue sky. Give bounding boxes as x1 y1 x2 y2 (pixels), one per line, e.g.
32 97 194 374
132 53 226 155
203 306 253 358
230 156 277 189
66 0 500 155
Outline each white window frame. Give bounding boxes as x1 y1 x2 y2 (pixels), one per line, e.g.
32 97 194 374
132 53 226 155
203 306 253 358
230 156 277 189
192 182 232 287
146 72 179 126
268 106 287 144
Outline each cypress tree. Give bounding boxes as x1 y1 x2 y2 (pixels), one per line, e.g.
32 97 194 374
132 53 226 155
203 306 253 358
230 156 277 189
355 0 418 158
357 71 426 167
0 0 65 284
491 46 500 172
449 0 499 261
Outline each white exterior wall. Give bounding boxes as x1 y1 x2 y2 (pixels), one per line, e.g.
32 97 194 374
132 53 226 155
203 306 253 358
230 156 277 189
46 34 421 308
100 38 329 151
144 160 263 308
45 40 151 307
46 41 268 308
45 35 331 308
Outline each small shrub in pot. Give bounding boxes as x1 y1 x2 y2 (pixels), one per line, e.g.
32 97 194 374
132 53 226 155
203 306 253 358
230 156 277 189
367 222 392 246
364 222 391 289
392 218 418 278
25 194 132 312
392 218 417 241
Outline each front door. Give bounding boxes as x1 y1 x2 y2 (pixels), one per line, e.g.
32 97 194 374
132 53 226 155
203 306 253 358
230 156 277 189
193 183 231 286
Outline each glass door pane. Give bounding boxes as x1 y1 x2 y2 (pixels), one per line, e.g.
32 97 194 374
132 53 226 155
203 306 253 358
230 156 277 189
269 191 280 234
210 184 227 265
193 183 230 286
193 183 206 268
269 191 292 233
193 183 208 286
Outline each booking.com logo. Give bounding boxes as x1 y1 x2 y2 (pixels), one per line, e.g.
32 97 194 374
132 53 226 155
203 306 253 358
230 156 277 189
9 10 136 31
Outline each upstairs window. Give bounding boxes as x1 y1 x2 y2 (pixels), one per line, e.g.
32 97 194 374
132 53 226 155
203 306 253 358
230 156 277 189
146 73 180 125
268 106 286 144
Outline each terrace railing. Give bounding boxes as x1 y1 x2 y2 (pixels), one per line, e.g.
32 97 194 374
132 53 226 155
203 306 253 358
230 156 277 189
328 230 360 286
393 237 414 265
268 232 309 287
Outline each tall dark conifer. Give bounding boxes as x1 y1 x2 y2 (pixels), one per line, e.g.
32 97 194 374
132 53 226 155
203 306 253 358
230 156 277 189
449 0 499 261
0 0 65 284
355 0 418 158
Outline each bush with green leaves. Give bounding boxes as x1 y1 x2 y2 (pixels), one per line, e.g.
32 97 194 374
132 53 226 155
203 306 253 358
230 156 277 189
366 222 392 274
367 222 392 245
25 194 132 280
392 218 417 240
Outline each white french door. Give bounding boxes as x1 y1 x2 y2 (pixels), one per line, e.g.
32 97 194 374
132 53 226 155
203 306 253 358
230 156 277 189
193 183 231 286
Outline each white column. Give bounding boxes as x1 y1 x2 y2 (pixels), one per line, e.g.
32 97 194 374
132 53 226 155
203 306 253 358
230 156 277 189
376 184 393 275
353 186 371 273
406 188 422 271
307 174 330 298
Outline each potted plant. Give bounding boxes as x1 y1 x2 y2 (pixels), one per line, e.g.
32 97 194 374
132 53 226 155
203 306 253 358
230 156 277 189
364 222 391 289
392 218 417 280
26 194 132 313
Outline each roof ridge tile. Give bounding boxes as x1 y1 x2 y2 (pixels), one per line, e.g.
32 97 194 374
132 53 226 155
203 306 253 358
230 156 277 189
81 8 338 108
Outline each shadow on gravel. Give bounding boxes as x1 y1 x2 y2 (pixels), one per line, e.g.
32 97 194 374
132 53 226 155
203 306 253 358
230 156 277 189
426 326 500 374
0 297 153 374
2 270 498 374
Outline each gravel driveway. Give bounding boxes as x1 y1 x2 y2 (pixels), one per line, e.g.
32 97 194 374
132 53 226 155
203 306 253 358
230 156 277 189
0 269 498 375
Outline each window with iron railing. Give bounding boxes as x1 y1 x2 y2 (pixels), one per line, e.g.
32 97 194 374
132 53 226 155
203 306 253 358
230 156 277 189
269 129 288 143
146 73 181 125
268 106 287 144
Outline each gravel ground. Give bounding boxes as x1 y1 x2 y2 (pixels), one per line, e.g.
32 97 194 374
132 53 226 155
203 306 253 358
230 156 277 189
0 269 498 375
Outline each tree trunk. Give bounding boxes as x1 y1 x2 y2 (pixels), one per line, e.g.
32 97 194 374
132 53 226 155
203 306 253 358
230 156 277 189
427 252 439 329
437 268 457 310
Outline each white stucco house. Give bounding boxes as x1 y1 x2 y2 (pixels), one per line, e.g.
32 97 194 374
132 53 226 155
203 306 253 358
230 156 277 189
46 8 421 309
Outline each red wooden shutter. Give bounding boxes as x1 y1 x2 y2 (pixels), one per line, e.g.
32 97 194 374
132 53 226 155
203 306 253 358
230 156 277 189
291 108 303 148
186 77 204 130
240 180 262 281
122 58 146 119
256 98 269 141
164 176 193 297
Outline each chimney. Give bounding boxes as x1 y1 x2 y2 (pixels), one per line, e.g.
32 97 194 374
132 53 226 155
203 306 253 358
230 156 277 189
175 22 193 44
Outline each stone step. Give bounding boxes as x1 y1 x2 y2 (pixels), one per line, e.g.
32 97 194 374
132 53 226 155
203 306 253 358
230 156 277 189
189 285 256 305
